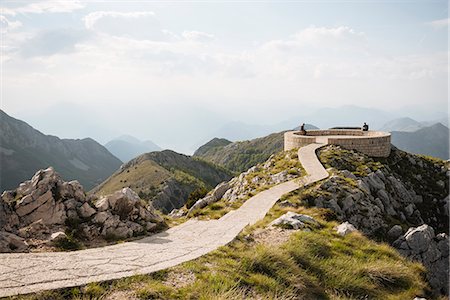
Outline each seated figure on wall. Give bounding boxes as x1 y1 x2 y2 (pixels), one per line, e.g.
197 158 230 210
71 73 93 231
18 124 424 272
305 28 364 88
300 123 306 135
362 122 369 131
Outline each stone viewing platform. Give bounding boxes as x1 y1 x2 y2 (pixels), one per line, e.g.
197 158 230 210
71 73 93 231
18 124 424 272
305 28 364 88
284 128 391 157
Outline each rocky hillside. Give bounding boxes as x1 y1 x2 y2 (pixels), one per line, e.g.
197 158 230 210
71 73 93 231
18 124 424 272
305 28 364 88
93 150 233 213
0 110 122 192
190 145 449 296
283 145 449 295
0 168 165 253
193 132 285 173
391 122 449 159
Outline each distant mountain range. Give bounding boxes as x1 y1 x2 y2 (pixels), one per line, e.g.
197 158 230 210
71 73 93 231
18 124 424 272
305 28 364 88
391 123 449 160
0 110 122 192
104 135 161 163
379 117 425 132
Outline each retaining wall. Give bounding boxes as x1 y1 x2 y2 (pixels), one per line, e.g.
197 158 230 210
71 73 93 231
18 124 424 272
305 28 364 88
284 130 391 157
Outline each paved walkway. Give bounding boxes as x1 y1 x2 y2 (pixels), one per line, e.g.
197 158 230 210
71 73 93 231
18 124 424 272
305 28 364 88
0 142 328 297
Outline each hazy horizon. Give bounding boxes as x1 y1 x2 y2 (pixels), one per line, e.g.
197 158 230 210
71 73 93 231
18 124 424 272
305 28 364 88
1 0 448 153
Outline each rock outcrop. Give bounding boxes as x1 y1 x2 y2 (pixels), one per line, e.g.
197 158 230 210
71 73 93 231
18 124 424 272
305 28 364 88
188 151 302 215
282 145 449 295
188 182 230 213
301 146 449 237
270 212 319 230
0 167 165 252
393 225 449 295
335 222 358 236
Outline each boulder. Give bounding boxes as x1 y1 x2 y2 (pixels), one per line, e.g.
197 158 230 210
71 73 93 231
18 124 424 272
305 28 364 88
93 211 111 224
335 222 358 236
168 208 186 218
387 225 403 241
50 231 67 242
188 181 230 213
0 231 28 253
270 212 318 230
404 224 434 253
212 182 230 200
95 197 109 211
393 225 449 295
78 202 96 218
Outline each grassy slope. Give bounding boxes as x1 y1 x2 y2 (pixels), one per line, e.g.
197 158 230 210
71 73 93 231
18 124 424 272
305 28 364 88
14 203 430 300
94 160 171 197
193 138 232 157
93 150 233 213
9 146 444 300
193 132 285 173
185 149 304 221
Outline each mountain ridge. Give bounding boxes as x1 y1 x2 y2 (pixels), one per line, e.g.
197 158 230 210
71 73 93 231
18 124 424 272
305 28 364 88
0 110 122 192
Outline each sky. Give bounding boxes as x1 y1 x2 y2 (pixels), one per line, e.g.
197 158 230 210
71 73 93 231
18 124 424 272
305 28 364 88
0 0 448 153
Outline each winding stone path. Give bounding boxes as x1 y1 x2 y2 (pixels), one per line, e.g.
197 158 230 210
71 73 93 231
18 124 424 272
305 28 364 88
0 142 328 297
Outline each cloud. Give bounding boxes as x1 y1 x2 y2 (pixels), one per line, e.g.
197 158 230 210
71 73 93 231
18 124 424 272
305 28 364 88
294 26 365 44
182 30 215 42
262 26 366 54
0 15 22 33
427 18 449 29
82 11 174 41
20 28 90 58
0 0 84 16
83 11 156 30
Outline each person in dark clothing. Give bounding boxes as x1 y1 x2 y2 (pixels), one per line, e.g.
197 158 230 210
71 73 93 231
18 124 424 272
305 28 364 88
362 122 369 131
300 123 306 135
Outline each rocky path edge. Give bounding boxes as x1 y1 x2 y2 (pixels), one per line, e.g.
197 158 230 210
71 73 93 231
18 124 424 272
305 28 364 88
0 142 328 297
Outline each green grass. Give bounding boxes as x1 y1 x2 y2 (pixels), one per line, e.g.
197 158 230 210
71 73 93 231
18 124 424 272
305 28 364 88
187 149 304 220
319 145 383 177
12 203 430 300
95 160 171 197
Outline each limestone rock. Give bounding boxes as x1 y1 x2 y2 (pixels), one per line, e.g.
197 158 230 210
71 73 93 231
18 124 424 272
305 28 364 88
168 208 186 218
78 202 96 218
0 168 165 252
93 211 110 224
188 181 230 213
50 232 67 242
270 212 318 230
393 225 449 295
0 231 28 253
95 197 109 211
335 222 358 236
404 224 434 253
387 225 403 241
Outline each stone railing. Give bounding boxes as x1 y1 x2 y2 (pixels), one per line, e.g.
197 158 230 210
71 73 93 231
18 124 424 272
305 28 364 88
284 129 391 157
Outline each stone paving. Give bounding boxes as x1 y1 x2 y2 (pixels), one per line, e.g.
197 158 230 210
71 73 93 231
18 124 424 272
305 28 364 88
0 142 328 297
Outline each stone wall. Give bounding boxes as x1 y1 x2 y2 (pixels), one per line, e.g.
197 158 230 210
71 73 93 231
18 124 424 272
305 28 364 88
284 130 391 157
328 135 391 157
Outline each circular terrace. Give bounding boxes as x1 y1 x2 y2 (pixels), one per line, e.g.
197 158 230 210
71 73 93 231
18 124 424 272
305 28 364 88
284 128 391 157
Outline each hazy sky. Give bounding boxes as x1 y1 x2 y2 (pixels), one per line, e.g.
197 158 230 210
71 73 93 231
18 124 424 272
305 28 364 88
1 0 448 152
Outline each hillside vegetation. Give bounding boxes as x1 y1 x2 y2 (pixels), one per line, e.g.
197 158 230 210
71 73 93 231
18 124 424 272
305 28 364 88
193 132 284 173
6 143 447 299
93 150 232 213
14 204 429 300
